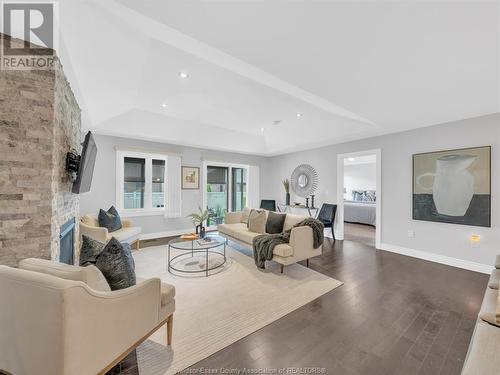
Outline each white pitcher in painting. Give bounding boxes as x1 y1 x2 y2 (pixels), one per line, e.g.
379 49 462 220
417 154 477 216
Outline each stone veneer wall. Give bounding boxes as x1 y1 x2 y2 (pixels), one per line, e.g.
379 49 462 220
0 34 81 266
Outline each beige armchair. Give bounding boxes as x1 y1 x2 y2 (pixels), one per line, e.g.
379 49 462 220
80 214 142 249
0 259 175 375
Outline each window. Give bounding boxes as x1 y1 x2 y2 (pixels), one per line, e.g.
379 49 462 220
204 163 249 227
117 151 167 214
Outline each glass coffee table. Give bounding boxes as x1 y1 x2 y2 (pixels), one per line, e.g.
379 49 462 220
167 235 227 277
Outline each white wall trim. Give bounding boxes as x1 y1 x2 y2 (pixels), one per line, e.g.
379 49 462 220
140 228 192 241
379 242 492 274
337 148 382 248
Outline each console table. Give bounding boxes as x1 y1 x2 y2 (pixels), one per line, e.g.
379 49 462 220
278 204 318 217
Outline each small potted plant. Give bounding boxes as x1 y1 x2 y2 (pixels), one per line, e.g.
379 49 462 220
282 178 290 206
187 206 210 238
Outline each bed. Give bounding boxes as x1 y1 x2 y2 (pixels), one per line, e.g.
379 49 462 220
344 190 376 226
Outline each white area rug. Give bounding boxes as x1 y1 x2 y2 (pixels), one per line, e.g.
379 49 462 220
132 244 343 374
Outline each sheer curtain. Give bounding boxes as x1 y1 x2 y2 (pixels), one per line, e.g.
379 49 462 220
247 165 260 209
165 155 182 218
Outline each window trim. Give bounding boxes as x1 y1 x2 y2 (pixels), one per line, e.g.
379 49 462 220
116 150 167 216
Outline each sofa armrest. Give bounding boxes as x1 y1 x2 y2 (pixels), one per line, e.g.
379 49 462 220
63 278 164 374
79 221 108 243
225 211 243 224
122 219 134 228
289 226 316 260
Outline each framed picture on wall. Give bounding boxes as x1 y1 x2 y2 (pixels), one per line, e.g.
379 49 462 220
412 146 491 227
182 166 200 190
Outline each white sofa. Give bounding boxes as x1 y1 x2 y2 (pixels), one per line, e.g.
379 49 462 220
218 211 322 273
80 214 142 249
461 255 500 375
0 258 174 375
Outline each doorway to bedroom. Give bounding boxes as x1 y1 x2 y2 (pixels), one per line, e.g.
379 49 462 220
336 149 381 248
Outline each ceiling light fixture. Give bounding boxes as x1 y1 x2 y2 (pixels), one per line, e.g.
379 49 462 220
261 127 265 133
296 113 303 118
348 157 355 162
178 71 189 79
161 103 167 108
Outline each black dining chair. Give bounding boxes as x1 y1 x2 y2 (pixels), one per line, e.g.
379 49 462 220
260 200 277 212
317 204 337 240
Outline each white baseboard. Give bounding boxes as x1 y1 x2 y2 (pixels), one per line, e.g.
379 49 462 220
140 229 191 241
379 242 492 274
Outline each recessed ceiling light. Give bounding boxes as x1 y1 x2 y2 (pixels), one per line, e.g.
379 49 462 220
178 71 189 79
348 157 355 162
296 113 303 118
261 127 265 132
161 103 167 108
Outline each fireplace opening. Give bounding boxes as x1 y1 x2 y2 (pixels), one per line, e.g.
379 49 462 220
60 218 76 265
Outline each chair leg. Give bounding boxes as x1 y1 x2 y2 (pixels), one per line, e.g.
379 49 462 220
306 259 309 267
166 315 173 346
331 227 335 241
280 264 284 274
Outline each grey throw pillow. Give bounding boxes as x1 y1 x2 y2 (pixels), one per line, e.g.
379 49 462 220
247 209 267 234
266 211 286 234
79 235 105 266
95 237 136 291
98 206 122 233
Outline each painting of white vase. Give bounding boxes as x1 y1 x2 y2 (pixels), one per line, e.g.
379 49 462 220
413 146 491 227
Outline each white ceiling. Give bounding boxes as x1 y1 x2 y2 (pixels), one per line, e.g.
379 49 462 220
59 0 500 156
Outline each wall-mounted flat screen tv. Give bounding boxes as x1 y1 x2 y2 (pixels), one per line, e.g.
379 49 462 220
72 131 97 194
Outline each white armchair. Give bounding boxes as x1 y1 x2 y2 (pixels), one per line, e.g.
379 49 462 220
80 214 142 249
0 259 175 375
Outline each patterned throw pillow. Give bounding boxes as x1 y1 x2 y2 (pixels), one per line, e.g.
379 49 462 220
98 206 122 232
95 237 136 291
79 235 105 266
364 190 376 202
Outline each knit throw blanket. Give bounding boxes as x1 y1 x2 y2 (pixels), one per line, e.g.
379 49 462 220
252 218 324 269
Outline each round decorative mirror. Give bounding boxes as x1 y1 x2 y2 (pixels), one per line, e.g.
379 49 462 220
290 164 319 197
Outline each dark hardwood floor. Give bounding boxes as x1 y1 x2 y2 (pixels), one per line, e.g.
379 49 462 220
112 237 488 375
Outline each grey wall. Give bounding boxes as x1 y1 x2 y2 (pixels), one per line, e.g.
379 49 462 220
262 114 500 267
80 134 268 235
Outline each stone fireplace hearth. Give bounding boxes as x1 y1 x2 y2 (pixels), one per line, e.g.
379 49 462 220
0 33 81 266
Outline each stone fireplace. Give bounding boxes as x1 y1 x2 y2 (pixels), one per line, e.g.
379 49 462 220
0 34 81 266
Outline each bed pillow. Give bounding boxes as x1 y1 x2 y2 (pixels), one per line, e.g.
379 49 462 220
95 237 136 291
266 211 286 234
98 206 122 232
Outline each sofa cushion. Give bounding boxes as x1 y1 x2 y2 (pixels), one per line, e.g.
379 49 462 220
479 287 499 326
80 235 105 266
461 321 500 375
248 209 266 234
233 227 261 244
161 282 176 307
218 223 247 238
273 244 294 257
283 213 308 231
240 208 252 224
98 206 122 233
266 211 286 234
95 237 136 291
106 227 141 243
488 269 500 289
